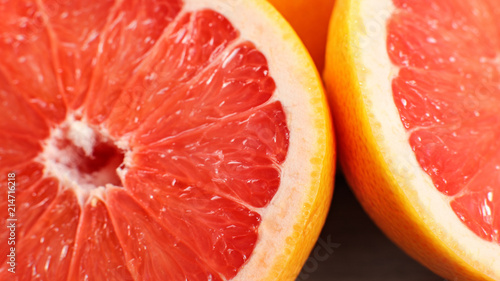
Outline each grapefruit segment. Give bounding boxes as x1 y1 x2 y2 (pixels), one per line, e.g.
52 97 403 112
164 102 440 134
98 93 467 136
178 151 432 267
67 198 134 281
0 135 41 168
16 178 59 239
101 9 241 139
40 0 117 109
391 68 499 130
0 162 45 190
452 189 499 244
450 147 500 243
0 162 45 264
124 173 260 278
132 41 275 145
85 0 182 123
132 102 288 207
107 188 223 280
0 188 80 280
0 72 49 139
408 116 500 196
0 0 66 123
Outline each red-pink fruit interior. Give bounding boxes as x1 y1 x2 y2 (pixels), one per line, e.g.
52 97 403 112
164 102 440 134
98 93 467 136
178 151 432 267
0 0 290 280
389 0 500 243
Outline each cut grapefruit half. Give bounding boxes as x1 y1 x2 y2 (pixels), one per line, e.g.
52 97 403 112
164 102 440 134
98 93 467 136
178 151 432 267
0 0 334 280
324 0 500 280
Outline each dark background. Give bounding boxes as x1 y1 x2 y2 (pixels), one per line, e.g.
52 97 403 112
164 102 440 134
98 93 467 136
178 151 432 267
299 173 445 281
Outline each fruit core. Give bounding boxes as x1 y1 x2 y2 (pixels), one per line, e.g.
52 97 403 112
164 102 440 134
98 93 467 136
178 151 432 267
41 118 125 192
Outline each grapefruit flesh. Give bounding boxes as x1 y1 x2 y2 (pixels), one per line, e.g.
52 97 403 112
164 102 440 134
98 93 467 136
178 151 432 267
0 0 334 280
388 0 500 244
324 0 499 279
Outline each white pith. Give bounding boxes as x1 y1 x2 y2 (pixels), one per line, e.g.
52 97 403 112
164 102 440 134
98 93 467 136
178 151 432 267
31 0 329 280
355 0 500 277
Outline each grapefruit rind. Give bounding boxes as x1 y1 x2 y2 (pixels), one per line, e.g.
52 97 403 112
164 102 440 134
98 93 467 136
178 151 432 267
324 0 499 279
187 0 334 279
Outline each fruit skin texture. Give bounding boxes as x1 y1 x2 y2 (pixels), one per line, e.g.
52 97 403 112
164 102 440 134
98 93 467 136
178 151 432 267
323 0 494 280
266 0 336 72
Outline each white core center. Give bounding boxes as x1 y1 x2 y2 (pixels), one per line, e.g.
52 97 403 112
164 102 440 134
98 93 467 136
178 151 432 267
38 117 125 200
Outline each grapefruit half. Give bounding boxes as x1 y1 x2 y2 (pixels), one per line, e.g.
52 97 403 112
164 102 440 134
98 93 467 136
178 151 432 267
325 0 500 280
0 0 334 280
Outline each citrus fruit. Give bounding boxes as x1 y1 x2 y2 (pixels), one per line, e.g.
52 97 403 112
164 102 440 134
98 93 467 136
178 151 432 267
324 0 500 280
266 0 336 72
0 0 334 280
